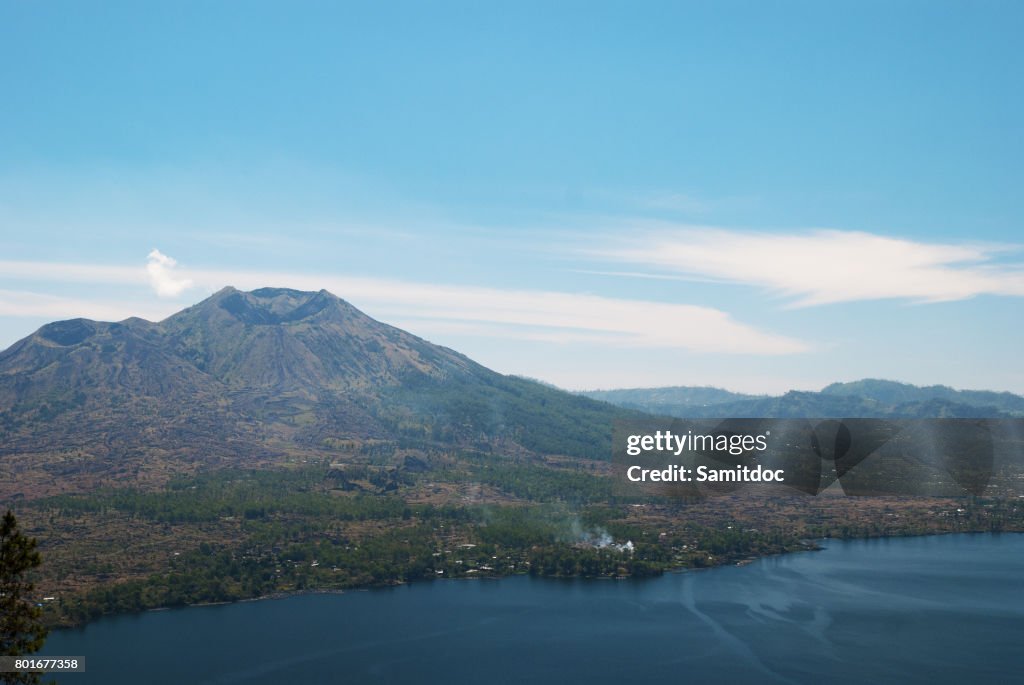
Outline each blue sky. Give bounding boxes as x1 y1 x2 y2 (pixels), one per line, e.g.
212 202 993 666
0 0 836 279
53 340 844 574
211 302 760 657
1 1 1022 393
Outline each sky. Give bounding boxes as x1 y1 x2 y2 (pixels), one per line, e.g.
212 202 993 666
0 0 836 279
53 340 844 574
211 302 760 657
1 1 1023 394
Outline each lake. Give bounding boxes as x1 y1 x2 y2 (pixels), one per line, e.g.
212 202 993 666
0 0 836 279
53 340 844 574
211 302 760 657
46 533 1024 684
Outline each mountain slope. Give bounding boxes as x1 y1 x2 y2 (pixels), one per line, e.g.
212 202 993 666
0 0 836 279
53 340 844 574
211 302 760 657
580 386 762 415
0 288 635 492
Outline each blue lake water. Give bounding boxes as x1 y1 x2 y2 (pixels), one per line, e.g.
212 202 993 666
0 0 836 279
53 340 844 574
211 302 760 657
46 534 1024 684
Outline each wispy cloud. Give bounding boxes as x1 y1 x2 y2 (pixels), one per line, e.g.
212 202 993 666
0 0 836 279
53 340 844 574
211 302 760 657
0 256 808 355
206 271 808 353
589 227 1024 306
349 287 806 353
570 269 731 285
146 249 194 297
0 289 180 322
0 260 144 285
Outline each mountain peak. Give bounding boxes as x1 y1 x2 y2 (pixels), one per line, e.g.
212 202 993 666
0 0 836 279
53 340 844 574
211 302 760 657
169 287 361 329
221 288 328 325
148 286 480 391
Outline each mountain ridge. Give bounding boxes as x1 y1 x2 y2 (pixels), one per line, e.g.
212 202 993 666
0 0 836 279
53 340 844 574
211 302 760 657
579 378 1024 418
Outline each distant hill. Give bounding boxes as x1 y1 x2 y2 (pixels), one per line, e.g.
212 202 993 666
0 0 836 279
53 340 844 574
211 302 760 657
581 379 1024 419
0 287 640 489
820 379 1024 415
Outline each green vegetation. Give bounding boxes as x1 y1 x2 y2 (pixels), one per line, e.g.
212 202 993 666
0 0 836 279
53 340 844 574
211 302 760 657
40 468 409 524
1 510 49 685
20 455 1024 629
458 453 613 504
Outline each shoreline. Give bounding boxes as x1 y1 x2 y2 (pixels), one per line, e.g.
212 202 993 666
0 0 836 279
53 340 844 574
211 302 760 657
53 530 1023 631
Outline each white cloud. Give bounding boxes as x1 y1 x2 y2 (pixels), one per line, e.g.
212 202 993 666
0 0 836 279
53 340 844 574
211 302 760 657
590 227 1024 306
0 260 807 355
0 289 180 323
0 260 145 285
191 270 807 354
146 249 193 298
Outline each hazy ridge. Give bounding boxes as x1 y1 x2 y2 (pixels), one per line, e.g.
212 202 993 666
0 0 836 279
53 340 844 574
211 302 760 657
580 379 1024 419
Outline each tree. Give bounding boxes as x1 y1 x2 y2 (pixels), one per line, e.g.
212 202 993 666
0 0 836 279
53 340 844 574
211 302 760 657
1 510 49 685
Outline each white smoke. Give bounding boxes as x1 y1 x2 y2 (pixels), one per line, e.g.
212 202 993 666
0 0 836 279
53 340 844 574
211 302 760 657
146 249 193 298
568 518 633 554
